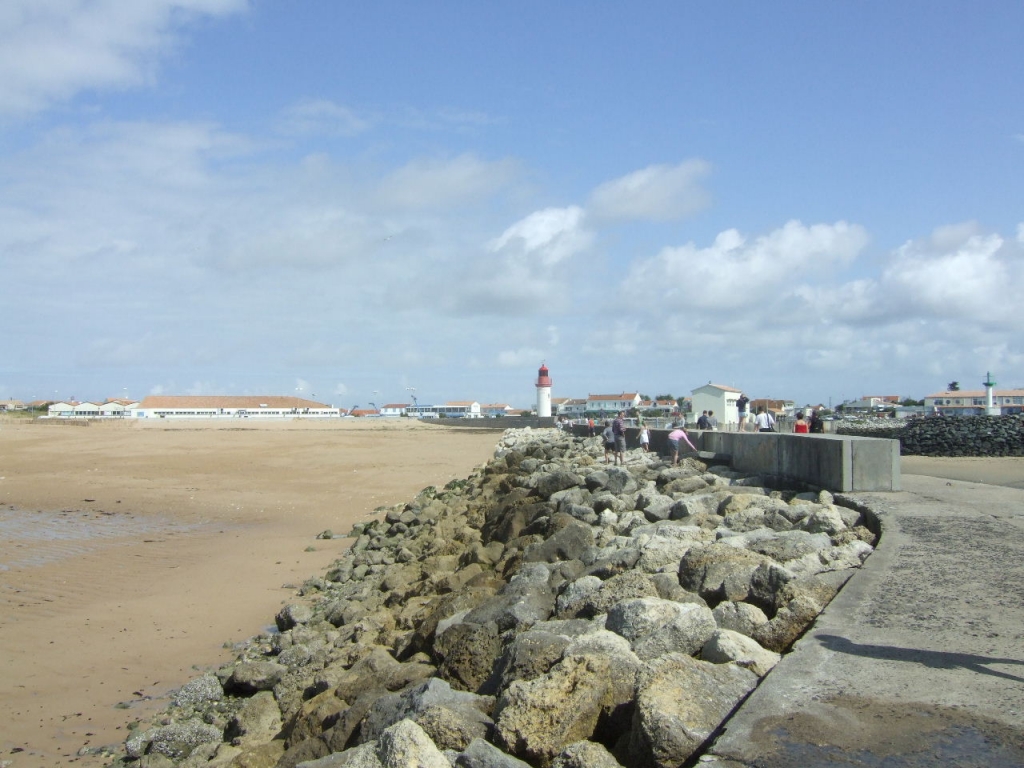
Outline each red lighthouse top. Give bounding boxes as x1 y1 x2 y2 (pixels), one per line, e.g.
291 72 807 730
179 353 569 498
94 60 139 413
536 363 552 388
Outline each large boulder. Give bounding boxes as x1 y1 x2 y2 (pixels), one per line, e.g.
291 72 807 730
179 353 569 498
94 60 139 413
701 629 781 677
679 544 773 604
494 655 613 767
605 598 717 660
628 653 758 768
375 718 450 768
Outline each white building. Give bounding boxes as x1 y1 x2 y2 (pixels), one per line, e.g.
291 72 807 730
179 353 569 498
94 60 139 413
133 395 339 419
379 403 410 417
690 383 744 427
586 393 642 415
406 401 482 419
481 403 514 417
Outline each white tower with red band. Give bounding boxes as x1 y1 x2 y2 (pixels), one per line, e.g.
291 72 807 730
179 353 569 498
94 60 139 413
535 363 552 418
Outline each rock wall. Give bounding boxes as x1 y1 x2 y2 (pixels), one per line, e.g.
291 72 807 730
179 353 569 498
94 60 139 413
837 414 1024 457
111 428 876 768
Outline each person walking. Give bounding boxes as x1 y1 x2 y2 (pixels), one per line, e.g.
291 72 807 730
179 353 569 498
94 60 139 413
707 410 718 430
754 406 776 432
602 420 615 463
667 425 698 465
612 411 627 465
639 424 650 452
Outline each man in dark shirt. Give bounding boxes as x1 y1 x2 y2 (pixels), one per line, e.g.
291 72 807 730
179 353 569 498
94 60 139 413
612 411 627 465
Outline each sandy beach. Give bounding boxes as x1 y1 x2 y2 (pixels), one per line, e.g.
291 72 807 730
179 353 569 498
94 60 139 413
0 417 503 767
2 418 1023 768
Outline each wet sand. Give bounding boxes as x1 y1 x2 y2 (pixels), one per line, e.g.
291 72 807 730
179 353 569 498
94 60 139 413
0 417 502 767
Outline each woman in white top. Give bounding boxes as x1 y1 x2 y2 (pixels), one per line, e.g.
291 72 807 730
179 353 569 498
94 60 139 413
754 406 776 432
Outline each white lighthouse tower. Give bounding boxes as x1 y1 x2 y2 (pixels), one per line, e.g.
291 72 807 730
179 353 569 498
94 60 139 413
983 371 999 415
535 363 552 418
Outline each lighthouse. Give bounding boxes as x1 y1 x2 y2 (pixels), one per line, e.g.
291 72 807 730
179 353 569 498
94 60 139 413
983 371 999 415
535 363 552 418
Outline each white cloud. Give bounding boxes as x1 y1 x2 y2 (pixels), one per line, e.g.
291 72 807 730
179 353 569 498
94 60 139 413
488 206 591 266
872 223 1023 327
276 99 371 137
373 153 520 212
0 0 248 118
624 219 869 310
447 206 592 314
588 160 712 222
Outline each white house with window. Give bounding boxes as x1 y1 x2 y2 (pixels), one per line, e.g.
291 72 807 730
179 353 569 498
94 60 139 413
407 401 482 419
379 403 409 417
481 403 513 417
586 393 642 415
690 383 744 427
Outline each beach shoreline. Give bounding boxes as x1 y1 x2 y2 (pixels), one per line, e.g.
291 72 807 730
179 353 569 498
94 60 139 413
0 418 502 767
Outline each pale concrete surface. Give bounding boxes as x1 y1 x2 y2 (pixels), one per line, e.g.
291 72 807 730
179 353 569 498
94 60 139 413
704 473 1024 766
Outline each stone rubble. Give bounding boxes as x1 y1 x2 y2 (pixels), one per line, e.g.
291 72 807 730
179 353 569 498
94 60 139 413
836 413 1024 457
108 427 876 768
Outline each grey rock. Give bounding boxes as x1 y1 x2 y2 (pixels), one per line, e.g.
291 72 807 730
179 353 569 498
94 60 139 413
523 520 596 564
711 601 769 637
606 597 717 659
701 629 781 677
629 653 757 768
550 740 623 767
225 661 288 695
376 719 450 768
171 673 223 708
494 655 612 766
361 678 495 744
225 690 282 746
455 737 533 767
679 543 772 603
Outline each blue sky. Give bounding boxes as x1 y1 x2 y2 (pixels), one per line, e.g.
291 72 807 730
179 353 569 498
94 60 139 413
1 1 1022 409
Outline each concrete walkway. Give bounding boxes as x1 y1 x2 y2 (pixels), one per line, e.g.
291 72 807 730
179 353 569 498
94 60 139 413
704 474 1024 767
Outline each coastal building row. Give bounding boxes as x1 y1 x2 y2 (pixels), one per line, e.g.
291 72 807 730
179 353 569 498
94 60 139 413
41 396 528 420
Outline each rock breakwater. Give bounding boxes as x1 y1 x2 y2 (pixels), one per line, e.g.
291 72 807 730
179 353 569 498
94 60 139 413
837 414 1024 457
112 428 876 768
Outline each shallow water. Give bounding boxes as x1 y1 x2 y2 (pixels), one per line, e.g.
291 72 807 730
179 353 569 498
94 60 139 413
0 505 207 571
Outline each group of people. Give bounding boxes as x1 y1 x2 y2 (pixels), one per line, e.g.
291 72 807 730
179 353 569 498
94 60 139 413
587 397 828 468
733 394 822 434
601 411 629 465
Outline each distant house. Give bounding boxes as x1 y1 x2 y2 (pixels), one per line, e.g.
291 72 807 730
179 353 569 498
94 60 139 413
379 403 409 417
406 401 482 419
556 398 588 417
481 403 513 417
0 400 25 411
846 395 901 412
749 398 792 420
47 401 77 417
586 393 642 415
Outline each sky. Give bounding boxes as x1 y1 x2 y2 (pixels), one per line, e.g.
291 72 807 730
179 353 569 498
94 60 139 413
1 1 1023 410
